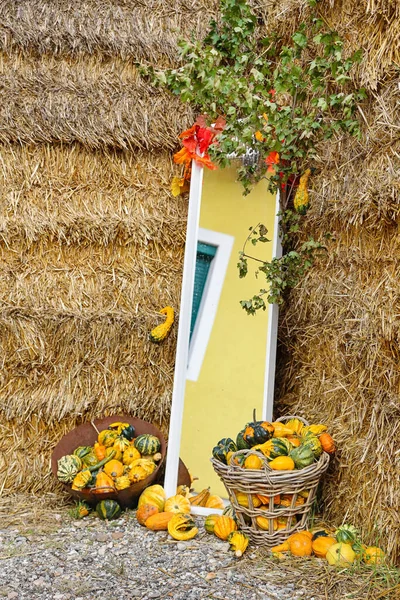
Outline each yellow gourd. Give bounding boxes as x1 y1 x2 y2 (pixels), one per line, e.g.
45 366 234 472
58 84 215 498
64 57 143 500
149 306 175 343
168 514 198 541
293 169 311 215
363 546 386 565
164 495 191 514
269 456 295 470
228 531 249 557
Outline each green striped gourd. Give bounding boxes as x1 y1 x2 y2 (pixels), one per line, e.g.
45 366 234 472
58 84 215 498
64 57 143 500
134 434 161 455
96 499 122 521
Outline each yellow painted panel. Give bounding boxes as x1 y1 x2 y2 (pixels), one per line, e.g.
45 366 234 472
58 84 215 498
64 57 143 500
180 166 277 497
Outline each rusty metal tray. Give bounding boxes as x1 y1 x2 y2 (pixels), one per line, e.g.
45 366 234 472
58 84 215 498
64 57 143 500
51 415 190 508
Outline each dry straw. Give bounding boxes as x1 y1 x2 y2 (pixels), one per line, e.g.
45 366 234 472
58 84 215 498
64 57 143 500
268 0 400 565
0 53 192 149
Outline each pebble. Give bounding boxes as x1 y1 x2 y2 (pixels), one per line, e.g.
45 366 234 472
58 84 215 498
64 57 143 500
0 512 310 600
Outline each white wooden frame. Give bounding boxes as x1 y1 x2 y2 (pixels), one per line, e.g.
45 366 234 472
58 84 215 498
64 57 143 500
187 228 234 382
163 160 282 514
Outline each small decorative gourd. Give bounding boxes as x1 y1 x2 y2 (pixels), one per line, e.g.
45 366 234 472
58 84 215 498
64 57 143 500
71 469 92 490
167 513 198 541
149 306 175 343
73 446 93 461
363 546 385 565
243 410 274 447
137 484 166 512
271 532 313 557
288 444 315 469
213 516 237 540
145 512 175 531
71 500 91 519
285 418 305 435
113 436 131 454
98 429 118 448
269 456 295 470
212 438 237 464
122 447 141 465
93 442 107 461
319 432 336 454
128 465 148 483
189 488 210 507
114 475 131 491
293 168 311 214
96 499 122 521
136 504 159 526
57 455 83 483
244 454 263 469
104 460 124 479
205 495 225 510
228 531 249 557
134 434 161 456
204 514 221 534
129 458 157 477
92 471 115 494
326 542 356 566
301 432 323 459
270 422 294 438
164 495 191 514
312 536 337 558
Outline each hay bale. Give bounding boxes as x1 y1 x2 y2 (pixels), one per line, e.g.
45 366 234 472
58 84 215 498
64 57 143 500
0 53 192 149
271 3 400 563
0 0 219 64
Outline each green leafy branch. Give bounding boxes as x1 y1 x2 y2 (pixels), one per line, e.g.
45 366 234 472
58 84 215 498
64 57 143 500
238 213 327 311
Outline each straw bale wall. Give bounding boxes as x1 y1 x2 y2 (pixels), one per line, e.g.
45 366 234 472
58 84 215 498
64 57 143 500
270 0 400 562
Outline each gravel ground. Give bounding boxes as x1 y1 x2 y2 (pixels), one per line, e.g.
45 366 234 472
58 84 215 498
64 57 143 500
0 510 313 600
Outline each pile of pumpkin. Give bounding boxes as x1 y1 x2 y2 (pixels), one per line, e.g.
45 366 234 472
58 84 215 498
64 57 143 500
212 414 336 470
268 524 386 567
134 484 247 557
57 422 162 494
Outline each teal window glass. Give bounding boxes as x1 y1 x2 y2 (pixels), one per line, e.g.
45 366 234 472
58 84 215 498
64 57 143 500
190 242 217 339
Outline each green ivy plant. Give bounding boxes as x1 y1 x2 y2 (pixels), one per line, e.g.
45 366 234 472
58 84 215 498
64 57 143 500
140 0 365 306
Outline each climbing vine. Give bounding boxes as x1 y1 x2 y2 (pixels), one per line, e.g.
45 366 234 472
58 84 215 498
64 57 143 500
140 0 365 307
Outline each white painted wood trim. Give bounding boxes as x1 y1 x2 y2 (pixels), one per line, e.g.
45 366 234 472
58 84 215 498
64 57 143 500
262 190 282 421
163 160 203 498
187 228 234 382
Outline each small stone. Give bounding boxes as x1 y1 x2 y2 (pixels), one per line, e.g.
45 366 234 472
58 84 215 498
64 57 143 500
96 533 108 542
176 542 187 551
14 536 27 545
54 514 62 522
98 546 107 556
111 531 124 540
33 577 45 586
7 592 18 599
205 572 217 581
54 568 64 577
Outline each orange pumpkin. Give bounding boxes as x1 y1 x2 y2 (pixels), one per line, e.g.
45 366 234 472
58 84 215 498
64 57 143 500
271 532 313 556
136 503 159 526
92 471 115 494
319 433 336 454
104 459 124 478
145 512 175 531
312 536 336 558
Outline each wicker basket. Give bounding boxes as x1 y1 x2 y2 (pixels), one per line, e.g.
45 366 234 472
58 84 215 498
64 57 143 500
211 416 330 547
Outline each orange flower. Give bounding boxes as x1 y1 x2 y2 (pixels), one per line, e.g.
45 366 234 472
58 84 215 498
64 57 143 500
255 130 265 142
265 150 280 173
194 154 217 170
173 146 193 165
179 124 197 139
